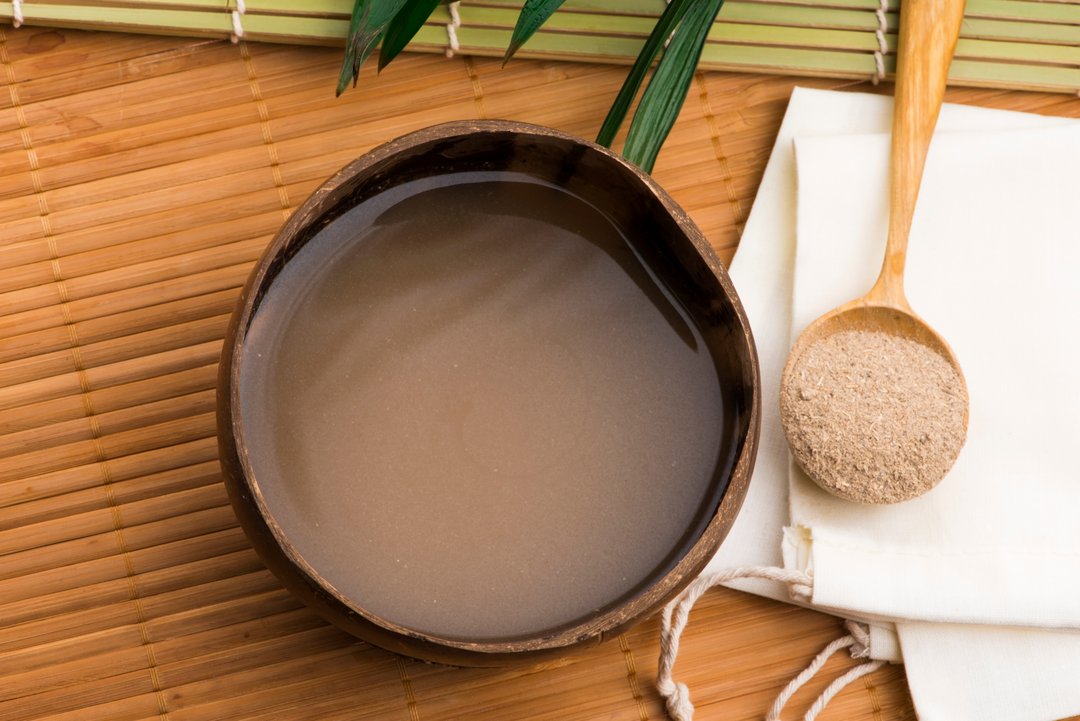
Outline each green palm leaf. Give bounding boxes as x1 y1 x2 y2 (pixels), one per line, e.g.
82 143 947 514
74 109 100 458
380 0 444 71
594 0 696 149
622 0 725 172
335 0 727 178
337 0 410 96
504 0 566 65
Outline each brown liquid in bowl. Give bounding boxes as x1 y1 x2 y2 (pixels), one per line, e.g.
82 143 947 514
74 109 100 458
239 171 732 641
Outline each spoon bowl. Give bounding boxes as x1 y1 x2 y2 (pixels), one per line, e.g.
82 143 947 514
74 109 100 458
787 303 963 379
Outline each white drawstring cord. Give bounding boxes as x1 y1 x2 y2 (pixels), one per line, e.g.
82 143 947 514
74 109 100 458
765 634 858 720
765 620 879 721
802 658 886 721
657 566 814 721
657 569 886 721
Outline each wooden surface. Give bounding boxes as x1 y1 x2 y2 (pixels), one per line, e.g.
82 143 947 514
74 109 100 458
1 26 1078 721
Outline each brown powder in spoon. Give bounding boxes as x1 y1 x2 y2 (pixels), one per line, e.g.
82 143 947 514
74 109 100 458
780 329 967 504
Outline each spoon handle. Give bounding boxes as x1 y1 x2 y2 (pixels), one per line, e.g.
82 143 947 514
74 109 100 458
872 0 965 309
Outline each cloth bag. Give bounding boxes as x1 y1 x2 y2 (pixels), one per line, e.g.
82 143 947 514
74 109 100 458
690 87 1080 721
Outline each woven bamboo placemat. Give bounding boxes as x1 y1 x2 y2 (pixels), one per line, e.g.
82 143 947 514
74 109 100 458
1 27 1077 720
2 1 1080 94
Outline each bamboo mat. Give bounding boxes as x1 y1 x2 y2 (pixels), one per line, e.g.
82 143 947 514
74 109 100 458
0 27 1078 721
2 1 1080 95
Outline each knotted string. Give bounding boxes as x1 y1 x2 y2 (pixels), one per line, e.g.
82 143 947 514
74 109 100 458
445 1 461 58
657 568 887 721
230 0 246 43
657 566 813 721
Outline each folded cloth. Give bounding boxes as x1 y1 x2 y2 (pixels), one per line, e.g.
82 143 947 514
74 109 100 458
704 85 1063 605
788 122 1080 629
704 86 1080 721
900 623 1080 721
786 103 1080 721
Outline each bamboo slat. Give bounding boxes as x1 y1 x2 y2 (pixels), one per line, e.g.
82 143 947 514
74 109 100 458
0 0 1077 93
0 26 1077 721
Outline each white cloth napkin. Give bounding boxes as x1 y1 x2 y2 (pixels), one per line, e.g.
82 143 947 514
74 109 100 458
703 85 1062 601
788 123 1080 629
709 86 1080 721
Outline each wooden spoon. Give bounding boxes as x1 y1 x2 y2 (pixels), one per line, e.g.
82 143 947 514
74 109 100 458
779 0 970 504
